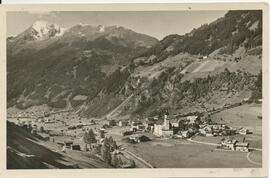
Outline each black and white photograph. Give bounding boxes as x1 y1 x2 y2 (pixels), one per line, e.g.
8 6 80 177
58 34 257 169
2 3 267 177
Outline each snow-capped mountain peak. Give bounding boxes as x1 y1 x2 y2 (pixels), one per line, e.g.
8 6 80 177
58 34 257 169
78 22 89 27
97 25 105 33
29 20 65 40
32 20 51 32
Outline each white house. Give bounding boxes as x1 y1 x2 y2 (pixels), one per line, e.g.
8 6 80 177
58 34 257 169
239 128 249 135
187 115 199 124
153 123 163 137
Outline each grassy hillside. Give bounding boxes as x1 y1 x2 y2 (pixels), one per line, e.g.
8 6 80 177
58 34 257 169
7 121 107 169
118 10 262 117
138 10 262 63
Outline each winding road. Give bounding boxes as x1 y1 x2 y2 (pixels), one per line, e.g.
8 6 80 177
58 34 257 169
187 137 262 166
246 152 262 166
186 138 219 146
106 94 134 119
123 150 154 168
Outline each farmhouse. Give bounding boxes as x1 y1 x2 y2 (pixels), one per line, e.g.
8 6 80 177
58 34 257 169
143 118 155 132
71 144 81 151
170 118 181 127
99 128 106 138
187 115 200 124
153 120 163 136
199 125 211 135
205 130 214 137
107 120 116 127
131 121 145 131
239 128 249 135
129 134 151 143
64 141 73 149
235 142 249 152
220 139 237 150
162 130 174 137
122 130 134 136
180 130 192 138
199 128 206 135
218 138 249 152
118 120 129 127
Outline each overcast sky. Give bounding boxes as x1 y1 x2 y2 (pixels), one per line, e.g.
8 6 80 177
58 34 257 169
7 11 227 40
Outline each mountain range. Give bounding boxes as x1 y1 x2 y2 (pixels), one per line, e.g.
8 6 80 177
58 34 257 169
7 10 262 119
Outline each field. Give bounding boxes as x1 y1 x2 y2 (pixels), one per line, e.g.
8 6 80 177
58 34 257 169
133 53 196 79
106 103 263 168
125 139 260 168
7 102 263 168
211 103 262 148
181 55 261 82
105 127 262 168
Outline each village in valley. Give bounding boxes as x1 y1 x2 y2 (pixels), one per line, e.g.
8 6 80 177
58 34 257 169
7 97 262 168
6 10 263 169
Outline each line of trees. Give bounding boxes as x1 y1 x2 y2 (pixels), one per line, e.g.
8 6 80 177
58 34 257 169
83 131 125 167
134 67 261 116
83 129 97 150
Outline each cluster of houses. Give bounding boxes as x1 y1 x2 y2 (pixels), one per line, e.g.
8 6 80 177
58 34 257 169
105 110 251 141
127 111 239 139
217 138 250 152
198 124 237 137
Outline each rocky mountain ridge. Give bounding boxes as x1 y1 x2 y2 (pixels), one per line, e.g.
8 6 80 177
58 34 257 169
7 10 262 119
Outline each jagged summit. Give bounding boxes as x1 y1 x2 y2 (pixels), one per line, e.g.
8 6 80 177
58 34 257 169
97 25 105 32
12 20 66 42
30 20 66 40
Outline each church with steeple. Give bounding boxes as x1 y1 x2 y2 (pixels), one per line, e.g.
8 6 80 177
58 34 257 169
153 110 173 137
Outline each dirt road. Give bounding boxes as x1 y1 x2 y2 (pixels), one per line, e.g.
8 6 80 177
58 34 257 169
123 149 154 168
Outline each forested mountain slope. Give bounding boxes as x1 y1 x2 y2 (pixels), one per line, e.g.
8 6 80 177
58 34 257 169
7 10 262 119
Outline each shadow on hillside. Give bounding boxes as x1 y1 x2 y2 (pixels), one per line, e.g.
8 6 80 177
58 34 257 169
7 121 76 169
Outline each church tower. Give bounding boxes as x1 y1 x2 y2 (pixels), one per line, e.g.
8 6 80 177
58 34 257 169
163 110 170 130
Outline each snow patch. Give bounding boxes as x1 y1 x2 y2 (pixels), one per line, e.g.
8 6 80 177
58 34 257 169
78 32 85 37
232 29 239 35
72 66 78 79
97 25 105 32
31 20 65 40
246 20 251 27
165 46 174 52
79 22 89 27
249 20 259 31
73 95 88 101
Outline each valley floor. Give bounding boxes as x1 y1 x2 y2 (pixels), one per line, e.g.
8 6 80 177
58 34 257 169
7 103 262 168
106 127 262 168
105 103 262 168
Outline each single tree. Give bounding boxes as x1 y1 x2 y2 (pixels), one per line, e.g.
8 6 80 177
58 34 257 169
112 141 118 151
108 136 114 145
83 129 97 150
129 159 136 168
118 156 123 167
101 144 111 165
39 126 45 133
111 154 119 168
